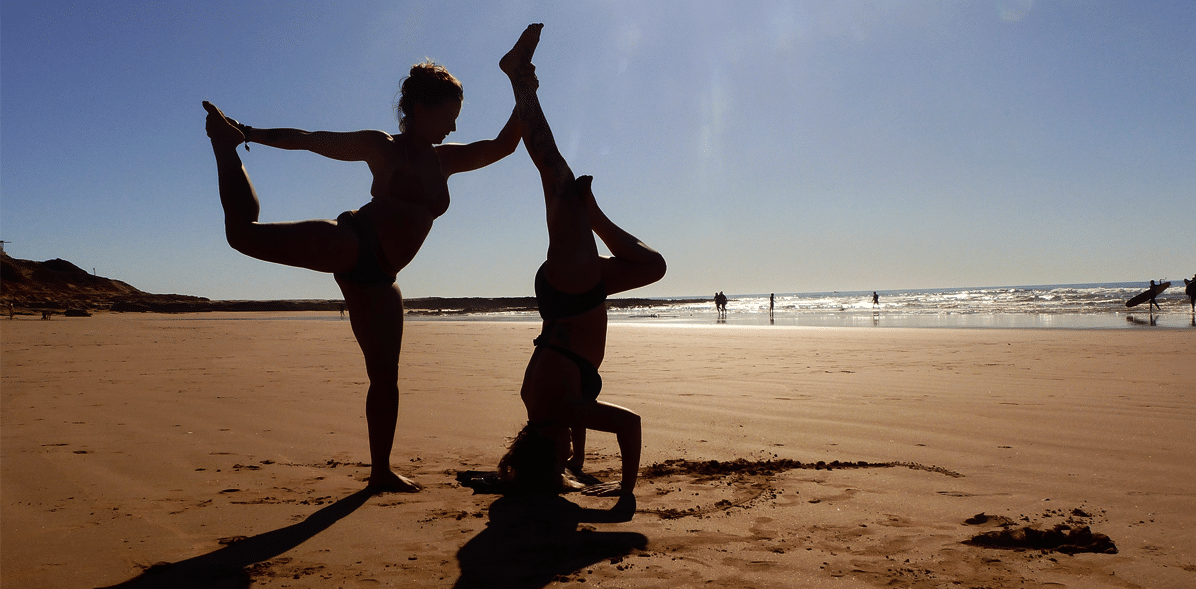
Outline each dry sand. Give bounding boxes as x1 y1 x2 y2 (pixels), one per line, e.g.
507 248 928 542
2 313 1193 588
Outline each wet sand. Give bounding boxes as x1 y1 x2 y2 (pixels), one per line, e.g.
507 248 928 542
2 313 1193 588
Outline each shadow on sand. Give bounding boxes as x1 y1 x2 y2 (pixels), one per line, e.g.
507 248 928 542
454 494 647 588
97 488 374 589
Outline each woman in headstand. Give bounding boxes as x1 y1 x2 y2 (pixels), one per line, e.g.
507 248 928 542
497 24 667 498
203 60 528 492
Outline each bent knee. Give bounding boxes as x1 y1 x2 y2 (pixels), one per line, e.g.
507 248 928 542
623 411 642 433
644 253 667 284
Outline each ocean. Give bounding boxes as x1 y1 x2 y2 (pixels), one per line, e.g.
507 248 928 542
434 282 1196 329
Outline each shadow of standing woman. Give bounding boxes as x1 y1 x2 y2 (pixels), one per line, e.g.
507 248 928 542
97 488 374 589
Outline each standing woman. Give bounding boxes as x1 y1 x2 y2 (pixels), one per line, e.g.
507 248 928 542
497 25 666 498
203 60 525 492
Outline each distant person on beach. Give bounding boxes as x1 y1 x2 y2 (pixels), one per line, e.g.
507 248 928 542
1148 280 1163 311
769 293 775 315
872 292 879 308
204 58 527 492
1186 274 1196 312
497 24 666 498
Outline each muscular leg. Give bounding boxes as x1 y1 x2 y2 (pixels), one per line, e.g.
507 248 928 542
204 101 355 273
337 277 420 493
501 24 601 293
575 178 667 296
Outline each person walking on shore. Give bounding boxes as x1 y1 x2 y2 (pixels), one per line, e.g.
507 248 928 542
1147 280 1163 312
497 24 666 499
204 60 526 492
1185 274 1195 313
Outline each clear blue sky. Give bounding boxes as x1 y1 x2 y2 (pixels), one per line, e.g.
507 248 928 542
2 1 1193 300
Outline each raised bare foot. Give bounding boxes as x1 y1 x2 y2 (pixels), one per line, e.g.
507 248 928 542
573 174 600 211
367 471 422 493
203 101 245 148
500 23 543 79
574 175 594 198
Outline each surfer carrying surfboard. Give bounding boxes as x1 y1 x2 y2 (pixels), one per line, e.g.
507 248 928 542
1125 279 1170 311
1147 280 1163 311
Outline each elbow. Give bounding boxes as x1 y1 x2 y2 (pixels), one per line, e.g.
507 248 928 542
502 137 521 157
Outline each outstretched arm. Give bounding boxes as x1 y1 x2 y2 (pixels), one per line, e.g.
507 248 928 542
434 51 539 177
244 127 392 164
435 108 523 177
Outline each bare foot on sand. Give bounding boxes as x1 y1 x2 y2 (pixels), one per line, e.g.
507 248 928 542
202 101 245 148
560 473 587 492
565 464 603 486
500 23 543 80
368 471 422 494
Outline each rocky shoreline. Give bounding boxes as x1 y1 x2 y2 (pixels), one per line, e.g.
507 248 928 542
1 253 694 315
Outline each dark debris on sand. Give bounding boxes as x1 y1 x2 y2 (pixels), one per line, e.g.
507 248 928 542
964 512 1017 527
640 458 963 480
635 458 963 520
962 507 1117 555
963 523 1118 554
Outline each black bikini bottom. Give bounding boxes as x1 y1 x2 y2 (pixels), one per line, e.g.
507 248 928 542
335 210 396 285
534 263 605 320
532 336 602 401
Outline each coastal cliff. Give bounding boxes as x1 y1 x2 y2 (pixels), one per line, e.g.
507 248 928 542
0 253 681 315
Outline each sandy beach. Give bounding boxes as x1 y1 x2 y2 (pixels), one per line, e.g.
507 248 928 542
2 313 1193 588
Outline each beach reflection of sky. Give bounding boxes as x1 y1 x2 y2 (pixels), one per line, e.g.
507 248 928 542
174 282 1195 329
183 309 1193 329
606 310 1193 330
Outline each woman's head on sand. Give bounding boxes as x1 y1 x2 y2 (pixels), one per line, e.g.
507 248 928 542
498 423 569 494
396 61 464 135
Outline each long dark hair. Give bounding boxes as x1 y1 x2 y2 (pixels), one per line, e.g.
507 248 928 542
497 424 560 494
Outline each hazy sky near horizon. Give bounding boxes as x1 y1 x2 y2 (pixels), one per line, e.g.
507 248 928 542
2 1 1193 300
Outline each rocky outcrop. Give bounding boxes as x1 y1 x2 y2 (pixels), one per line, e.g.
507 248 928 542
1 252 199 312
2 253 695 315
